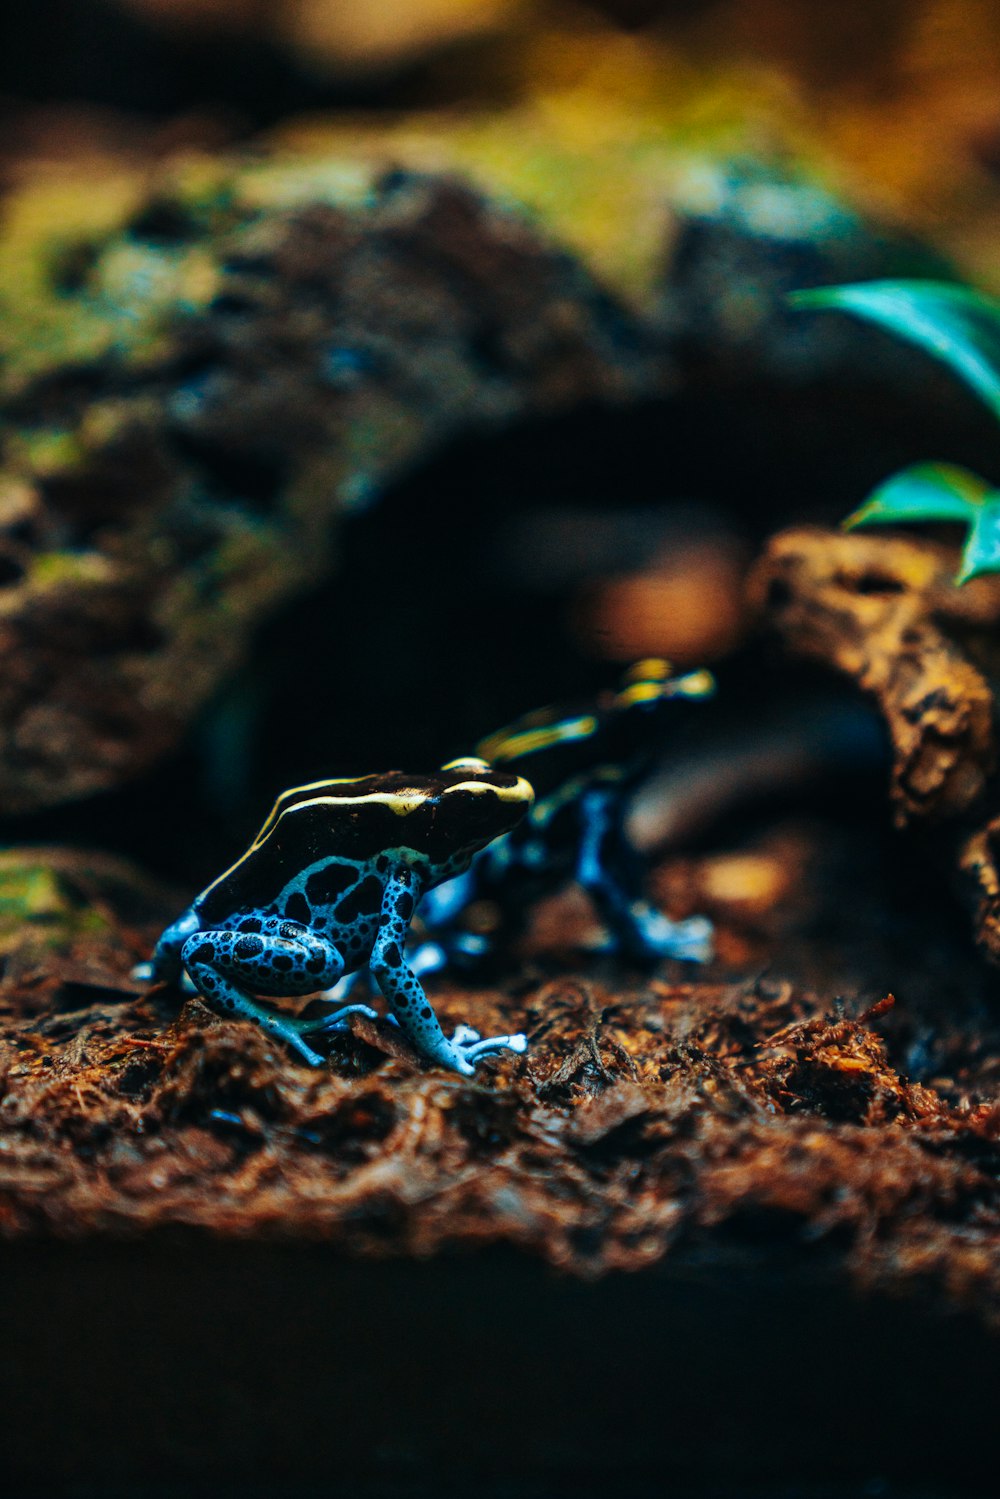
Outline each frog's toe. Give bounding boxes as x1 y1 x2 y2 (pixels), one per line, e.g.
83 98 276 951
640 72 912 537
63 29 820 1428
451 1023 481 1046
468 1031 528 1060
665 915 714 963
273 1014 347 1065
641 911 714 964
299 1003 379 1035
131 961 154 983
448 1027 528 1072
282 1029 326 1067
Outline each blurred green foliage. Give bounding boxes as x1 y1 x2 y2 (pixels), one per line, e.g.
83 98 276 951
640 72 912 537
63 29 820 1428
794 280 1000 583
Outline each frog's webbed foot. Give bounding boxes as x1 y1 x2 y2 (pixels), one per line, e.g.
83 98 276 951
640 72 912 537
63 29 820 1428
371 867 528 1076
303 1001 379 1033
576 789 713 966
175 997 375 1067
400 1022 527 1077
190 987 332 1066
445 1024 528 1076
626 908 714 965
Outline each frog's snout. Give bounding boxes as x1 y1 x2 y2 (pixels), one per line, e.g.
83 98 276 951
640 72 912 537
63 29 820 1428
441 758 534 807
498 774 535 814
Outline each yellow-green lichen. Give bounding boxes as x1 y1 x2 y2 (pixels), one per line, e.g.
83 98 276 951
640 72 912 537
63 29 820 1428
0 853 112 951
273 39 832 304
0 168 225 396
0 40 838 402
6 427 85 479
29 551 115 590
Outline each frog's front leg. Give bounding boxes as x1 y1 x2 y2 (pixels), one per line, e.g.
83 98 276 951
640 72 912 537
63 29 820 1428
370 866 527 1077
181 918 376 1066
577 789 714 964
141 907 202 985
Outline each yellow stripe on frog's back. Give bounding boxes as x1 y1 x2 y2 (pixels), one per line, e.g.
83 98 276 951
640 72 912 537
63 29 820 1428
200 775 388 906
477 714 597 766
249 774 384 846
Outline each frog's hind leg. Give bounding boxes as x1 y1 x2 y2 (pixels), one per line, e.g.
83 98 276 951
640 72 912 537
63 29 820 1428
370 867 527 1077
181 919 375 1066
576 789 714 964
178 969 329 1065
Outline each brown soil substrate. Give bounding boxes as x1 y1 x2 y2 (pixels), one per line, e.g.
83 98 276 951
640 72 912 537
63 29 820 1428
0 824 998 1491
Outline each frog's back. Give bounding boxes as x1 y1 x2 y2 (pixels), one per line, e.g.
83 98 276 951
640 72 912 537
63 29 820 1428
194 767 531 925
476 660 715 800
476 701 609 799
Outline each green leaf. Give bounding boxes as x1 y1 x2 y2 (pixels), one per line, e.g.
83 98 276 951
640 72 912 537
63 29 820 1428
957 498 1000 582
841 462 1000 583
791 280 1000 424
844 462 991 531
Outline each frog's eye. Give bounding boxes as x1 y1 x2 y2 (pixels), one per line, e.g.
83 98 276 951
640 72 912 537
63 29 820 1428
441 756 491 773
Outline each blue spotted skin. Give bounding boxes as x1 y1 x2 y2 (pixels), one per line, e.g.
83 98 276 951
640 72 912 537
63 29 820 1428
147 764 533 1075
416 660 716 971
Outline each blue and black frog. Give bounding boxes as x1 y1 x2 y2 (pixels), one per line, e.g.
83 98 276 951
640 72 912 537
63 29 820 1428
413 659 716 973
142 660 713 1073
143 762 534 1075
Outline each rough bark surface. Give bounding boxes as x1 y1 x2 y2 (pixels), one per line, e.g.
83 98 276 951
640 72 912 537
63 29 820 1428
753 527 1000 826
0 166 655 813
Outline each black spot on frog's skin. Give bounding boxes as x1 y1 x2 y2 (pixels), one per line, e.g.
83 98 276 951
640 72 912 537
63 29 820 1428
306 862 357 906
189 943 215 964
395 892 414 921
307 954 325 974
235 935 264 962
421 1005 432 1019
284 891 311 925
382 942 401 968
238 917 263 933
273 955 293 973
335 876 383 925
376 856 389 874
280 922 305 942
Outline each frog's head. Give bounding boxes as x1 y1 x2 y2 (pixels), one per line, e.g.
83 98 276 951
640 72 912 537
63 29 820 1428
612 658 716 716
597 658 715 765
432 758 534 860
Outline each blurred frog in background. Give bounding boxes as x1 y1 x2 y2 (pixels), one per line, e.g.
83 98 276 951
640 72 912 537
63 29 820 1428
409 658 716 975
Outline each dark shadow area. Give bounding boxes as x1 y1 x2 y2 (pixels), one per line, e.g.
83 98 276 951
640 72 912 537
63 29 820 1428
1 1240 997 1495
3 336 995 886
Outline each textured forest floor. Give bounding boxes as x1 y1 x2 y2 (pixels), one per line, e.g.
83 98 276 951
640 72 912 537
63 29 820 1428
1 815 997 1328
